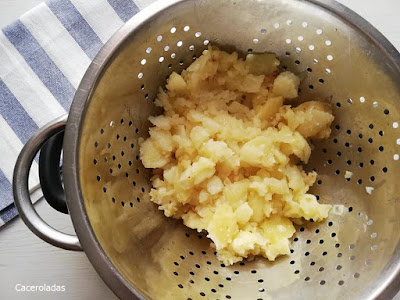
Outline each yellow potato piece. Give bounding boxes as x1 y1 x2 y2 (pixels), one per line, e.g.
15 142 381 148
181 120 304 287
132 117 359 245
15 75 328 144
272 71 301 99
293 101 335 139
245 53 280 76
140 46 334 265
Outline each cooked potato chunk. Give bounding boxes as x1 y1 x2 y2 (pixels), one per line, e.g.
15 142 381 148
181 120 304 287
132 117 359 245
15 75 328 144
293 101 335 139
245 53 280 75
272 71 301 99
167 72 187 93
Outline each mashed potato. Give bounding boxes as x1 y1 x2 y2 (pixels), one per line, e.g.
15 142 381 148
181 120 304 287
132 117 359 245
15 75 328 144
140 47 334 265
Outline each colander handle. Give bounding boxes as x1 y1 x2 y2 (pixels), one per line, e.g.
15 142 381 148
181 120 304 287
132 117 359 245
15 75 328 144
13 114 82 251
39 130 69 214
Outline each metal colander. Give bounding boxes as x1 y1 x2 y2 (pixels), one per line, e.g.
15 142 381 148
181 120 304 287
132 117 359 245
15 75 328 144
13 0 400 299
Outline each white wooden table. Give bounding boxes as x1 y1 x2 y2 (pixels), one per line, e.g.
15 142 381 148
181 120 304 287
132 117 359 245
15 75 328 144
0 0 399 299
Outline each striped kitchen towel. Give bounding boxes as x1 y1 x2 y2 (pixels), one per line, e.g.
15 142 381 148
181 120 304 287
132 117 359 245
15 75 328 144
0 0 156 227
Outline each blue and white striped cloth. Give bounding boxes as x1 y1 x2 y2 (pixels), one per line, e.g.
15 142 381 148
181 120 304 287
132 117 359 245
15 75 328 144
0 0 156 227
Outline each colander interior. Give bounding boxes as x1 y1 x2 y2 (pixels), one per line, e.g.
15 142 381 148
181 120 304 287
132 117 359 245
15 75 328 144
76 0 400 299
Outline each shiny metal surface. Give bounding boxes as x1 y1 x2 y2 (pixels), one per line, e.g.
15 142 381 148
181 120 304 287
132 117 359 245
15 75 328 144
13 114 82 251
58 0 400 299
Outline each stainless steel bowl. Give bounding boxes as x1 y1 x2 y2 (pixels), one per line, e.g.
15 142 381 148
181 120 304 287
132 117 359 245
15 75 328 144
13 0 400 299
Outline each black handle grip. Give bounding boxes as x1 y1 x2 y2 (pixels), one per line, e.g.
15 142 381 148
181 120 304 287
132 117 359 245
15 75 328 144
39 130 69 214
